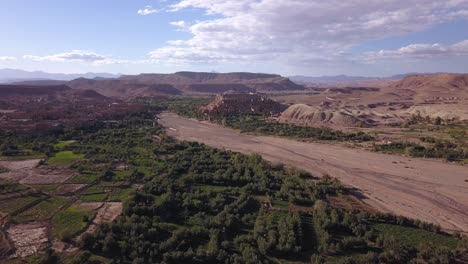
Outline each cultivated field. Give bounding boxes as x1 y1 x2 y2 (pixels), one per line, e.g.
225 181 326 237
160 112 468 233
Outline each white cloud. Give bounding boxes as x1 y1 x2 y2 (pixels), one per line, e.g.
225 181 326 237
150 0 468 65
94 58 160 65
24 50 106 62
22 50 160 65
137 6 159 16
367 40 468 60
0 56 16 61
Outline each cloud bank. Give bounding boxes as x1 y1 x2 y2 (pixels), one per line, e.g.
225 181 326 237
148 0 468 65
367 40 468 60
0 56 16 62
24 50 106 62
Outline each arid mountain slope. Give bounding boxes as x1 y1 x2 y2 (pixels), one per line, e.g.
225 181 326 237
380 74 468 103
388 74 468 91
279 104 371 127
0 84 71 97
0 84 109 105
119 71 305 92
67 78 181 97
276 73 468 125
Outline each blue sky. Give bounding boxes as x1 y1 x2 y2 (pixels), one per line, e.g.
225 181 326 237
1 0 468 76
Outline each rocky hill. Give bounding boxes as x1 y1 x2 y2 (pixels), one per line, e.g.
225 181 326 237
0 84 110 105
67 78 181 97
279 104 371 128
200 93 287 117
388 73 468 91
0 84 71 97
378 73 468 105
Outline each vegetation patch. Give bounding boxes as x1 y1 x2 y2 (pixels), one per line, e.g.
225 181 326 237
30 184 60 192
12 196 68 223
54 140 76 150
67 173 99 184
49 151 84 164
52 204 95 241
80 185 108 195
112 170 132 181
57 251 111 264
374 140 467 161
373 223 459 249
0 194 45 214
108 188 136 202
0 180 26 194
80 193 108 202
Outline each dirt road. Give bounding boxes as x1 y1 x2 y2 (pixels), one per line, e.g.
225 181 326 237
159 112 468 233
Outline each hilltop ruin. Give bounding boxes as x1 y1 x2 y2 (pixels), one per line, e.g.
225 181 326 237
200 92 286 117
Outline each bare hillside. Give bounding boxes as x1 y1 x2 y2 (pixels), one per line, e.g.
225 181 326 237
279 104 371 128
388 74 468 91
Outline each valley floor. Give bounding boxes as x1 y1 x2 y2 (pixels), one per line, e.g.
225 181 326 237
159 112 468 233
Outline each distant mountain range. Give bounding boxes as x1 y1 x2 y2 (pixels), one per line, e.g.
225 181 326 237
289 73 449 83
7 71 305 98
0 68 120 83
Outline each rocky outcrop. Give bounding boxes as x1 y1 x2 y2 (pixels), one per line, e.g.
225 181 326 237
279 104 370 127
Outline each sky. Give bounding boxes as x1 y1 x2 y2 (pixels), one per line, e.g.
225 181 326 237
0 0 468 77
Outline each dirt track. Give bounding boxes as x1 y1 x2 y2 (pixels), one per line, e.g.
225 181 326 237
159 112 468 233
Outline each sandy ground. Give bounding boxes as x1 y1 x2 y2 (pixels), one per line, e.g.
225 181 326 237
159 112 468 233
6 222 48 258
0 160 76 184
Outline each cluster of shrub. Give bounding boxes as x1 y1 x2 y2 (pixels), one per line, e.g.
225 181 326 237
223 114 375 142
374 137 467 161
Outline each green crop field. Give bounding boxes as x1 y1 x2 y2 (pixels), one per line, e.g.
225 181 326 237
113 170 132 181
52 204 95 241
79 185 108 195
54 140 77 150
12 196 69 223
108 188 136 202
0 194 44 214
80 193 108 202
67 173 99 184
48 151 84 164
373 223 460 249
30 184 60 192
